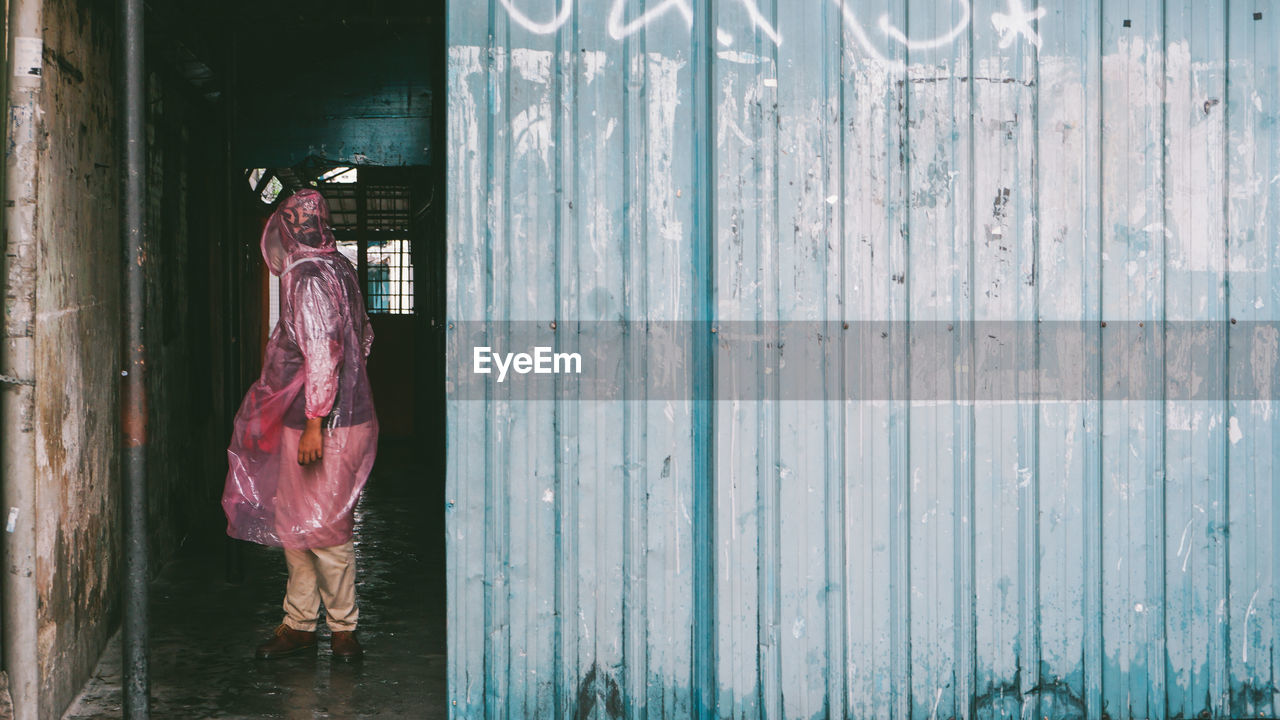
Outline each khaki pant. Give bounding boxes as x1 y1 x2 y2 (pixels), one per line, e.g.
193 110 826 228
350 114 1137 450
281 541 359 632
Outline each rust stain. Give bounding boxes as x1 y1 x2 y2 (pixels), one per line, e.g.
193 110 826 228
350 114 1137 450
120 377 147 448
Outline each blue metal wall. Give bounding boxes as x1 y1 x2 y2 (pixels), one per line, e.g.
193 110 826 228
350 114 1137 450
446 1 1280 718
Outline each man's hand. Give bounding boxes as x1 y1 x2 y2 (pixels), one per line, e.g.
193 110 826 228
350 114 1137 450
298 418 324 465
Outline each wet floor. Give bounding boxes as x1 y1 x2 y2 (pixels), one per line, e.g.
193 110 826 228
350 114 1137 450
65 440 447 719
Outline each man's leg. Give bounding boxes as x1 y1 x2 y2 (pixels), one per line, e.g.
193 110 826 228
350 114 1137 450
255 548 322 658
282 547 323 631
313 541 358 630
313 540 363 660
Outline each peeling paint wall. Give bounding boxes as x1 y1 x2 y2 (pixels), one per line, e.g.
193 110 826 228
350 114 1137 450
31 0 234 716
448 1 1280 719
35 1 122 716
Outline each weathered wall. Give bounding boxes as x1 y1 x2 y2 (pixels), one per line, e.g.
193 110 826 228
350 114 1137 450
142 62 235 557
448 1 1280 719
34 0 122 715
31 0 234 716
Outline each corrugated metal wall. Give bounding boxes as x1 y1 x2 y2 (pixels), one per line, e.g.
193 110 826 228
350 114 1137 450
446 1 1280 718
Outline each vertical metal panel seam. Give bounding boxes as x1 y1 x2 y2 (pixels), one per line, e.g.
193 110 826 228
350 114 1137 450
759 0 783 713
618 13 647 719
1024 6 1044 716
492 27 516 713
891 0 913 716
481 2 499 712
834 0 851 714
572 9 589 714
691 0 717 716
1216 1 1232 714
1154 1 1170 714
638 17 653 715
551 5 567 716
825 1 848 715
1083 0 1106 715
562 7 584 716
617 14 629 710
500 8 516 713
957 9 978 719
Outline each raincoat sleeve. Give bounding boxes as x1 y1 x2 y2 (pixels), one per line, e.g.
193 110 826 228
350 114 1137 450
290 273 345 420
361 313 375 358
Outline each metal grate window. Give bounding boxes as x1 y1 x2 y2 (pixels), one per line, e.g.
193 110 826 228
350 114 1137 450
365 185 411 231
364 186 413 314
367 239 414 314
326 185 359 232
317 177 415 315
325 183 361 267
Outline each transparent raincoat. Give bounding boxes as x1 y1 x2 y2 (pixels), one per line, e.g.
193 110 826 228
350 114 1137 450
222 189 378 549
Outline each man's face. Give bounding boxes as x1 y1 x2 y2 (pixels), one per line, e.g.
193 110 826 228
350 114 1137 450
281 197 326 247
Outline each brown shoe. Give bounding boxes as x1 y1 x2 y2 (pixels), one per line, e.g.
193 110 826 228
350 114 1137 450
331 630 363 662
255 623 317 659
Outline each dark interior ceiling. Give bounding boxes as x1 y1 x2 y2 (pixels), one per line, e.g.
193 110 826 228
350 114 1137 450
156 0 442 35
145 0 446 188
147 0 446 102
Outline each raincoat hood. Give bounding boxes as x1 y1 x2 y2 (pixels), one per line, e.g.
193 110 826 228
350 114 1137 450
261 188 338 276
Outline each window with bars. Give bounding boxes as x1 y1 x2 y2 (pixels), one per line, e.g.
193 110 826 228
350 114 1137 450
365 186 414 314
320 171 415 315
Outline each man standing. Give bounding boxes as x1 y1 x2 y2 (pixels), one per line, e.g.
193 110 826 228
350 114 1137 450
222 188 379 661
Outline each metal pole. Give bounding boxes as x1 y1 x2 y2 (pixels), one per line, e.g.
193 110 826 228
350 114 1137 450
1 0 43 715
119 0 149 717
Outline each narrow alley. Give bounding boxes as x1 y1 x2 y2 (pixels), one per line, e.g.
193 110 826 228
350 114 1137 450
0 0 447 717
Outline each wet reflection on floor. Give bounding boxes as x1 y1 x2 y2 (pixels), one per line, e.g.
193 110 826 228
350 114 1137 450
65 441 446 719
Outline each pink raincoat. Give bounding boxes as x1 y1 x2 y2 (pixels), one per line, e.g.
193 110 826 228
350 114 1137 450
222 189 378 549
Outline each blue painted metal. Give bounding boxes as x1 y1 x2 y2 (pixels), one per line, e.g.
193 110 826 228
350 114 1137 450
447 1 1280 718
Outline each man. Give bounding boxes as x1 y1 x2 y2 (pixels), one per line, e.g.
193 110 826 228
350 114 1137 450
222 188 379 661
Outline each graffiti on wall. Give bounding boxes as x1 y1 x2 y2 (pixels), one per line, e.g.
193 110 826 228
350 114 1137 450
497 0 1047 57
990 0 1047 49
497 0 782 44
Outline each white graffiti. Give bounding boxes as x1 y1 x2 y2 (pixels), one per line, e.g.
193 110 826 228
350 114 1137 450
877 0 971 52
835 0 1048 65
606 0 693 40
497 0 572 35
732 0 783 46
498 0 782 45
991 0 1047 50
496 0 1046 58
833 0 974 64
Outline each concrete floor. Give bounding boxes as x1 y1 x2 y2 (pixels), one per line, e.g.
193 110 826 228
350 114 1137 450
64 441 447 719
